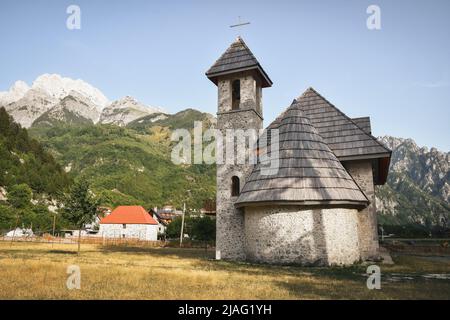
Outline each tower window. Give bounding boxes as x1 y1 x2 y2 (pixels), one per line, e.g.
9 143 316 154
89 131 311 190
231 176 240 196
232 79 240 110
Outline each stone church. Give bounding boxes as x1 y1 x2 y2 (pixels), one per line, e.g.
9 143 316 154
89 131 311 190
206 37 391 266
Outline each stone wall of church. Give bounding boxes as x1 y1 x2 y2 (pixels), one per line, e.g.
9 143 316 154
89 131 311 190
216 73 263 261
244 206 361 266
344 160 380 260
216 164 248 260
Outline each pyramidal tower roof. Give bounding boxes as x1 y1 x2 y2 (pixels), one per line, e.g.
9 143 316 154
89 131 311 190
206 37 272 88
235 99 369 208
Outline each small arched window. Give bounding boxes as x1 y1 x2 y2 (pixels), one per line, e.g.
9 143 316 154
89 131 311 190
231 176 240 197
231 79 240 110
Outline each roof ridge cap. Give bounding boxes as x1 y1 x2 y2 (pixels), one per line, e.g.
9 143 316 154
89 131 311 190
295 87 318 100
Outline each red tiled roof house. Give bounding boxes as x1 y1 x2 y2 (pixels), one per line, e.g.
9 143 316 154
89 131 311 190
99 206 158 241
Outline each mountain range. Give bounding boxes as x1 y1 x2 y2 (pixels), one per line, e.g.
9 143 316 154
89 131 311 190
376 136 449 227
0 74 163 128
1 74 449 229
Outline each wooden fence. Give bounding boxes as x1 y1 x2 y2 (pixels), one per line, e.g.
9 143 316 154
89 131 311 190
0 235 214 249
0 235 162 246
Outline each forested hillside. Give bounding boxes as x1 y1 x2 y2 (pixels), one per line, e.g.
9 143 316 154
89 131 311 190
0 107 69 194
29 109 216 210
0 107 71 231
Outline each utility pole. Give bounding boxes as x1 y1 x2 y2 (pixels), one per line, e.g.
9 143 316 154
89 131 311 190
10 214 19 247
52 213 57 237
180 202 186 247
51 212 57 247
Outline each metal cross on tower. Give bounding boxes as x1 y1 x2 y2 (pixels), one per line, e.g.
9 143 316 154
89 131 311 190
230 16 250 34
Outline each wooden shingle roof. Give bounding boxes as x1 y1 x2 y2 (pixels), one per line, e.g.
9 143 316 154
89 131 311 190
352 117 371 134
206 37 272 88
295 88 390 161
235 100 369 208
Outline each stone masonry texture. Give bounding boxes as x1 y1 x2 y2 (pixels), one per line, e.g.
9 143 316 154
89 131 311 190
244 206 361 265
216 72 263 260
344 160 380 260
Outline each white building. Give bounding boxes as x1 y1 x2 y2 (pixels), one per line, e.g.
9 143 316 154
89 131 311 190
99 205 158 241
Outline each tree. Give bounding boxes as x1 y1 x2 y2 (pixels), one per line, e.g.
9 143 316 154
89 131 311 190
23 204 53 232
0 204 15 232
7 184 32 243
62 179 100 254
166 216 184 239
191 217 215 249
8 184 32 209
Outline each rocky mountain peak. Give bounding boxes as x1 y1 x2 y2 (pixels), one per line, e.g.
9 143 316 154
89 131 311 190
99 96 164 126
31 73 109 110
376 135 450 226
0 74 167 128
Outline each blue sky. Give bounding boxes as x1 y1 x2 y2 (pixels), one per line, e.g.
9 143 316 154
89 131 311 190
0 0 449 151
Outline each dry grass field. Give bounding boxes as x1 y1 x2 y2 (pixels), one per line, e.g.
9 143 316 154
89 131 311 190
0 242 449 299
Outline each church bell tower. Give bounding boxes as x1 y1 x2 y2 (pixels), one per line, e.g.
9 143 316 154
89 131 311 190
206 37 272 260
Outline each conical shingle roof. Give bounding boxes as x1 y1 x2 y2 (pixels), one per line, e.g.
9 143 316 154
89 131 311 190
206 37 272 88
235 100 369 208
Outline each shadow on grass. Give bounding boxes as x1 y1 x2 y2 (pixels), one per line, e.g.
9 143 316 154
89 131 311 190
48 250 78 255
0 244 96 257
190 256 367 280
199 253 450 280
274 279 358 300
99 245 215 260
275 275 450 300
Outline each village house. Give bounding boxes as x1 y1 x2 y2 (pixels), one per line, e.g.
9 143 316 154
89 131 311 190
200 199 216 217
207 37 391 266
150 205 183 236
149 208 169 236
98 205 158 241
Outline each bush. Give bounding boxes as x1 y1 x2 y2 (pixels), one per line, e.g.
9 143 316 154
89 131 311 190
0 204 15 232
166 215 215 246
380 223 450 238
166 216 191 239
191 217 215 242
